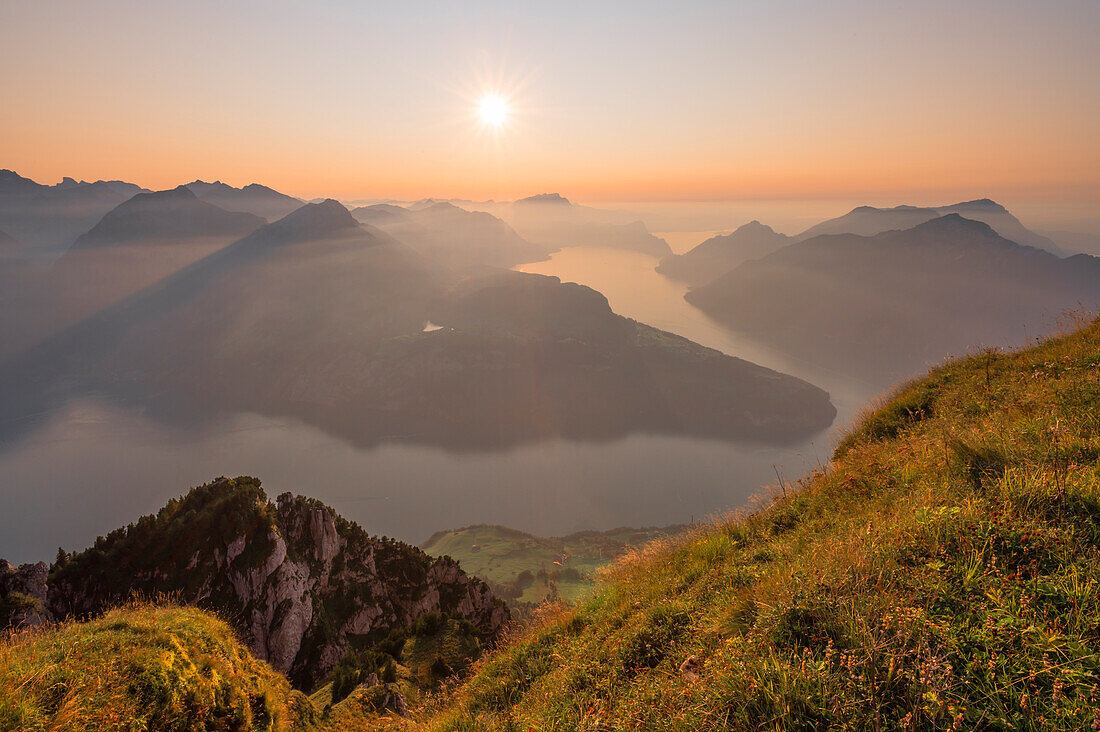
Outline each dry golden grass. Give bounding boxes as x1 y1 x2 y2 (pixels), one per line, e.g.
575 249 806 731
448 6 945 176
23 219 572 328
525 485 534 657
0 601 309 731
416 316 1100 731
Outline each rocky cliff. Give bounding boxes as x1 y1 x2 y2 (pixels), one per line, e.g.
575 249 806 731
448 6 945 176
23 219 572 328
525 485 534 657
7 477 507 689
0 559 51 628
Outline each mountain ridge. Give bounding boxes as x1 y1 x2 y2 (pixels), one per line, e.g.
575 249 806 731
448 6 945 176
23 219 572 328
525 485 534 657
656 220 791 286
0 169 150 252
686 214 1100 385
185 179 304 221
6 476 508 690
72 185 265 248
798 198 1063 254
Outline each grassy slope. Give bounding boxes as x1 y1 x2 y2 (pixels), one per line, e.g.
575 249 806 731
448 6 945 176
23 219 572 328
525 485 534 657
0 603 316 731
0 602 401 731
422 524 685 606
3 318 1097 730
421 317 1100 730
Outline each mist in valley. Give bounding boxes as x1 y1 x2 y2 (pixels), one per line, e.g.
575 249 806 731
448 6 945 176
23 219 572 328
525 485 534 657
1 176 1098 568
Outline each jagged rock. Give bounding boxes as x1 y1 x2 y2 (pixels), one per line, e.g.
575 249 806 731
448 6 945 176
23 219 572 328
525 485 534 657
45 477 508 688
0 559 53 628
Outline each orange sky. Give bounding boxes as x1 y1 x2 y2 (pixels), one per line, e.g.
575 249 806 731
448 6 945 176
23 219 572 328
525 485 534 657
3 1 1099 204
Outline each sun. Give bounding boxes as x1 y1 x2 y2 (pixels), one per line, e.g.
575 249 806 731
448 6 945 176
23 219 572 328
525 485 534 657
477 94 511 128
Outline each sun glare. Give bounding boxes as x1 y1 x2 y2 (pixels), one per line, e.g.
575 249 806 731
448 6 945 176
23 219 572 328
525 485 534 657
477 94 510 128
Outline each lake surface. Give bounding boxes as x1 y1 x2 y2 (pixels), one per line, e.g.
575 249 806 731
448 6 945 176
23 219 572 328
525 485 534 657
0 245 879 565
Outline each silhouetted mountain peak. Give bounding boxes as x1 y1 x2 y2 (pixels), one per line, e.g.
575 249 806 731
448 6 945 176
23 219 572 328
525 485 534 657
184 180 232 194
949 198 1008 213
516 193 571 206
736 220 776 234
260 199 359 241
850 204 929 215
910 213 998 238
241 183 280 194
129 185 199 203
105 186 200 210
0 169 43 193
71 186 264 248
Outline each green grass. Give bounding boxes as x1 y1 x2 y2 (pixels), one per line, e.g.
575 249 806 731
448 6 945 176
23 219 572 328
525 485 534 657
419 316 1100 730
422 524 685 609
0 602 405 731
0 603 317 731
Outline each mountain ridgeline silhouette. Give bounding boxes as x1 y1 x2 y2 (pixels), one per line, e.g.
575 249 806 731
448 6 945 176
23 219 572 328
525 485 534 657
656 220 791 286
795 199 1064 254
0 169 149 253
185 179 304 221
686 214 1100 386
72 186 265 248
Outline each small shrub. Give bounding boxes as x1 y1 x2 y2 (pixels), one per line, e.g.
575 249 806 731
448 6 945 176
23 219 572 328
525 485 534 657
949 439 1008 491
617 605 690 675
770 599 847 653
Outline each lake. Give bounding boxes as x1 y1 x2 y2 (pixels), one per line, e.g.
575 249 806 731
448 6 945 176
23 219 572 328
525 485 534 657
0 245 880 564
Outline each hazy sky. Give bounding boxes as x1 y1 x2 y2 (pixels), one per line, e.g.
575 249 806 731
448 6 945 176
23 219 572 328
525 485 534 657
3 0 1099 203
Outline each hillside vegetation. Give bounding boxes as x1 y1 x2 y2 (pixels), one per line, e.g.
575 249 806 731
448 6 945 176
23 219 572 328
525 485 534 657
421 315 1100 730
3 316 1097 730
422 524 686 610
0 603 314 731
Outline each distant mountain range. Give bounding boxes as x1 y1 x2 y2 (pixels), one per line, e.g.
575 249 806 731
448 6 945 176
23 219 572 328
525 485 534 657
658 198 1066 289
796 199 1063 254
0 170 308 255
351 200 551 273
0 169 149 253
0 200 834 449
686 214 1100 385
185 179 304 221
72 186 265 248
501 193 672 257
0 187 265 362
656 220 790 286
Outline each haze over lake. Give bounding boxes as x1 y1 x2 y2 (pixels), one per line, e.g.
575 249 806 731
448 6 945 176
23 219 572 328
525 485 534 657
0 242 872 565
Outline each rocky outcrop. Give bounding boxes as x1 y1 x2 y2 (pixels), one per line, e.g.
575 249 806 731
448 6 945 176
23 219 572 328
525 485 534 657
45 477 508 688
0 559 53 629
